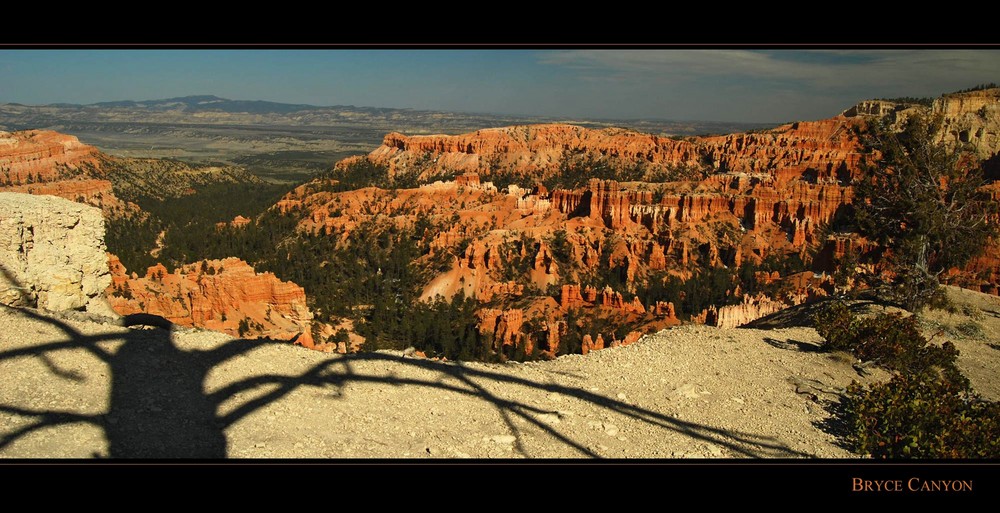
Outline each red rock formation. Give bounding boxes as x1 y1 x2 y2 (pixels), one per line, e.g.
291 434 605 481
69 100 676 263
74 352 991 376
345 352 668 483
0 130 138 216
560 284 586 309
949 240 1000 295
0 130 100 184
478 308 527 354
268 91 1000 358
621 330 643 346
460 240 502 271
477 305 568 358
274 127 864 348
552 179 653 229
699 117 864 185
478 281 525 302
755 271 781 286
370 124 705 181
704 294 790 328
107 254 129 288
367 117 866 191
456 173 480 187
779 272 835 304
559 283 650 316
581 333 604 355
654 301 675 318
581 331 644 355
1 178 129 214
543 320 561 355
597 286 646 314
106 255 312 340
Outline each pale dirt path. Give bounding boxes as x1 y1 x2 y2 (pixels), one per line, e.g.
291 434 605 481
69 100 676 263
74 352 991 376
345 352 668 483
1 305 916 460
3 286 998 459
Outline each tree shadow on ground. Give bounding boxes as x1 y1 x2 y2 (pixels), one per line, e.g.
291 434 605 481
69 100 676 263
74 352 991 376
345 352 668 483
0 291 815 459
0 305 278 457
210 351 815 458
812 398 855 453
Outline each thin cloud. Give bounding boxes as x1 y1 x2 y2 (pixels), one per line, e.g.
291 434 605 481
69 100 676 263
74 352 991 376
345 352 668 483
538 49 1000 92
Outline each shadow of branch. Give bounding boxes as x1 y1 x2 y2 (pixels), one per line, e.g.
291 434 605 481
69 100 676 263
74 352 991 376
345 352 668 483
1 294 812 459
214 352 814 459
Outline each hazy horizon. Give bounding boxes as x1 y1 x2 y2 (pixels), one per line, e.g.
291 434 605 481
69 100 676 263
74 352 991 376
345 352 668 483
1 49 998 123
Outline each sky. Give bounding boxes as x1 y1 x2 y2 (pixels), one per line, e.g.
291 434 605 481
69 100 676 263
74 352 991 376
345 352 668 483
0 49 998 123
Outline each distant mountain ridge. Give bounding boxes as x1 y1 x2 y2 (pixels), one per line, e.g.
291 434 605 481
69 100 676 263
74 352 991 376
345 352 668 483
1 95 773 136
80 95 408 116
0 95 773 168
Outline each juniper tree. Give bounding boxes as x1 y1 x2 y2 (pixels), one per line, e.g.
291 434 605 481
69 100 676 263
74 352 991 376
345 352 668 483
854 114 998 311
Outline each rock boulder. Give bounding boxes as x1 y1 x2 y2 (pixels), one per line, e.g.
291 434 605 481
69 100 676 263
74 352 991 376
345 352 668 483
0 192 114 315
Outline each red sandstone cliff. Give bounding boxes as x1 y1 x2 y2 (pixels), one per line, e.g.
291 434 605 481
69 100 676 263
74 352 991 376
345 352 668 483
369 124 703 181
353 113 868 276
0 130 133 214
367 116 866 187
272 124 865 353
0 130 99 183
106 255 313 341
78 89 1000 359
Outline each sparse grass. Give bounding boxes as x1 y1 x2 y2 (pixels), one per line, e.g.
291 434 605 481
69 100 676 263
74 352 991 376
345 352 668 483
918 315 987 342
961 303 985 321
955 320 986 340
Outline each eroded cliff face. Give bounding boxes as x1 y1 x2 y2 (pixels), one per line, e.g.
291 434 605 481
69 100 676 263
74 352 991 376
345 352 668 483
270 89 1000 357
0 130 132 215
367 117 866 187
357 112 868 288
0 130 99 183
363 89 998 195
933 89 1000 159
107 256 312 341
842 88 1000 160
0 192 114 315
370 124 704 180
276 171 849 351
0 129 260 217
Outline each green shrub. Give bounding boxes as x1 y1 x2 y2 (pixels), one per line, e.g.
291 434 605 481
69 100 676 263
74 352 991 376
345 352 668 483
813 301 855 352
842 372 1000 458
814 302 960 379
816 301 1000 458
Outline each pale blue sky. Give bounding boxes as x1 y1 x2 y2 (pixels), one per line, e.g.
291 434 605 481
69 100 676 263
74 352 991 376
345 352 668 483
0 49 997 123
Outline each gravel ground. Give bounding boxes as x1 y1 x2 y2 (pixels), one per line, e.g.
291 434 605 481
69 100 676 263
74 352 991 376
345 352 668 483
2 287 997 459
